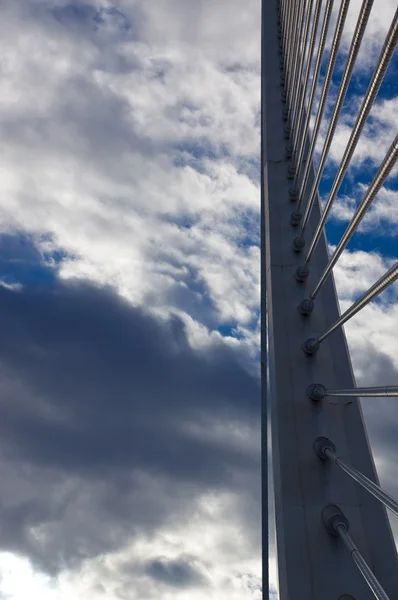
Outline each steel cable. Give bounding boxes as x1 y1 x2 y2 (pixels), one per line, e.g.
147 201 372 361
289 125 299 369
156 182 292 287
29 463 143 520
290 0 335 191
290 0 323 168
303 8 398 266
309 134 398 299
295 0 374 240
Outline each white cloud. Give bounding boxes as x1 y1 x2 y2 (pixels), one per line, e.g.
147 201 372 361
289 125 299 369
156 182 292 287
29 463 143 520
331 184 398 235
0 0 260 334
339 0 397 69
332 248 398 300
315 95 398 175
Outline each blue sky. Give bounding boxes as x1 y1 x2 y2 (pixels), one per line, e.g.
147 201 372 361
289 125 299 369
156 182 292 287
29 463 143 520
0 0 397 599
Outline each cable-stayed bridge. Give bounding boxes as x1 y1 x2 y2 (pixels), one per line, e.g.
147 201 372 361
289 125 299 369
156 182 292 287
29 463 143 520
261 0 398 597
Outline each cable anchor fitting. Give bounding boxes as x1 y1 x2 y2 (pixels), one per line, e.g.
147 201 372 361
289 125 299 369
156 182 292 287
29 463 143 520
295 264 309 281
313 436 336 459
322 504 349 537
298 298 314 315
289 186 298 202
307 383 326 401
302 337 319 354
292 236 305 251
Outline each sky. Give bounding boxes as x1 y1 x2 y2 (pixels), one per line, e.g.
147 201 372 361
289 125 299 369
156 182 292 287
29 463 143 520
0 0 397 599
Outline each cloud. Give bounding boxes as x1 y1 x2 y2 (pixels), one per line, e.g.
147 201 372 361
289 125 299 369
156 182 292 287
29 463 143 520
331 184 398 236
316 96 398 178
0 0 397 597
0 0 260 334
312 4 398 187
338 0 397 69
0 1 264 596
332 248 398 300
144 556 206 588
332 249 398 540
0 276 261 597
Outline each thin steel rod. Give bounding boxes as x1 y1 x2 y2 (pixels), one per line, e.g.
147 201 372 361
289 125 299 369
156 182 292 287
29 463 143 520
303 8 398 265
302 261 398 351
260 1 268 596
281 0 288 37
290 0 335 189
283 0 294 57
287 0 303 99
337 525 391 600
290 0 323 162
280 0 287 39
317 261 398 342
285 0 299 97
310 134 398 299
296 0 374 238
291 0 315 135
287 0 307 118
280 0 289 61
278 0 285 41
294 0 350 217
285 0 300 92
282 0 292 53
323 447 398 517
327 386 398 397
308 383 398 399
281 0 290 59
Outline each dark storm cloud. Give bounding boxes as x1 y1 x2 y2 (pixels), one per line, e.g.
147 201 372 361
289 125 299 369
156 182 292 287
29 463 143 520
0 279 259 576
358 348 398 480
145 556 206 587
349 340 398 539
